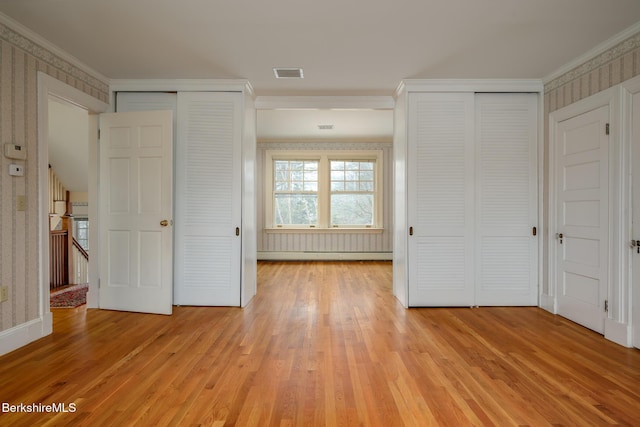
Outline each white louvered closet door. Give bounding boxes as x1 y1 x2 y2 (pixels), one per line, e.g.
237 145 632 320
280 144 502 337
175 92 242 306
408 93 476 306
407 92 538 307
475 94 538 306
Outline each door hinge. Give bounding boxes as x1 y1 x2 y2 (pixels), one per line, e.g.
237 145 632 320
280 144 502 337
604 299 608 312
98 128 101 140
605 123 610 135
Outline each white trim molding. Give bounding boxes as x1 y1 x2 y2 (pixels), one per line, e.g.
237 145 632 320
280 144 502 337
0 317 52 356
110 79 254 95
38 72 108 319
397 79 544 95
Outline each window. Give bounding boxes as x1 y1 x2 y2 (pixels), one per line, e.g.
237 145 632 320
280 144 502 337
266 150 383 230
274 160 319 225
73 218 89 251
330 160 375 226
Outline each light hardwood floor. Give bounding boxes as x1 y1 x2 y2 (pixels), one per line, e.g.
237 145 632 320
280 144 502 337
1 261 640 426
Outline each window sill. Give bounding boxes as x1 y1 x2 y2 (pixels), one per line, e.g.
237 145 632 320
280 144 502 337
264 227 384 234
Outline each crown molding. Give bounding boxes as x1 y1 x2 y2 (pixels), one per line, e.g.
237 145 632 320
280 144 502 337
110 79 253 93
0 12 110 86
543 21 640 89
397 79 543 93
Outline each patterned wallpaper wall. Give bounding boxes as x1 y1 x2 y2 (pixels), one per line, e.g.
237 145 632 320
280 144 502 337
544 31 640 113
257 141 393 255
542 29 640 296
0 22 109 333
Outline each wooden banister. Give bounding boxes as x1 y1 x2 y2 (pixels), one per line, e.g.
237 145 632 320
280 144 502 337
72 237 89 261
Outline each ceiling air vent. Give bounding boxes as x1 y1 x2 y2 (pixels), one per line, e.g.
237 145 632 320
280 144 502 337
273 67 304 79
318 124 334 130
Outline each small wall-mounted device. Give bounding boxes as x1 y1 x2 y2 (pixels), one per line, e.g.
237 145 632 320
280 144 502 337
9 164 24 177
4 144 27 160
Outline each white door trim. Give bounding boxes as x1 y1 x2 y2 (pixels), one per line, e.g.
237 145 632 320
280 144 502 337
38 73 108 330
621 75 640 348
548 86 631 347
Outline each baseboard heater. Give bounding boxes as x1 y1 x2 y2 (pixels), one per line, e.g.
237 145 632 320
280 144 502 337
257 251 393 261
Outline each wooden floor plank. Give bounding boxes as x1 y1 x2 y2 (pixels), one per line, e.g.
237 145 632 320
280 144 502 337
1 261 640 426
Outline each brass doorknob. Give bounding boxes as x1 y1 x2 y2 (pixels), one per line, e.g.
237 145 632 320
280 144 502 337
160 220 169 227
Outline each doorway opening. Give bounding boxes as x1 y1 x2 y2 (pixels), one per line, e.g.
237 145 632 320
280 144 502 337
38 73 108 331
47 95 90 307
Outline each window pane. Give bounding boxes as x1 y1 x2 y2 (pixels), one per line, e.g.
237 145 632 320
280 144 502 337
331 181 344 191
331 171 344 181
360 161 374 170
73 219 89 251
331 194 373 225
360 170 373 181
346 171 358 181
360 181 374 191
274 194 318 225
275 160 289 171
346 161 360 170
274 159 318 194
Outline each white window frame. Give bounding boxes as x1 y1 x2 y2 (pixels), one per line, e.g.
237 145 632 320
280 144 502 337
265 150 383 231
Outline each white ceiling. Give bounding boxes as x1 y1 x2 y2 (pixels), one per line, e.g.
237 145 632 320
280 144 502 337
2 0 640 95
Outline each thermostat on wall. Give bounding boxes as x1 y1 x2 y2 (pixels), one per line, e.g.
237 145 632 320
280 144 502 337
4 144 27 160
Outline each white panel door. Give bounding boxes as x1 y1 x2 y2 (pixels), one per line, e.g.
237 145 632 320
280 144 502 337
99 110 173 315
408 93 475 306
556 105 609 334
632 92 640 349
174 92 242 306
475 94 538 306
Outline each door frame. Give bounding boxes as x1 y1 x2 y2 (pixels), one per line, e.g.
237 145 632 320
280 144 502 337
621 75 640 348
547 86 632 347
38 72 109 326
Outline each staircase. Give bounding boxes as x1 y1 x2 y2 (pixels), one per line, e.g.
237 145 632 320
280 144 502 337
49 166 89 290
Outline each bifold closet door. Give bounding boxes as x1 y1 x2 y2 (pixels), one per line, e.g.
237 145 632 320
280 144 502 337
475 93 538 306
408 92 538 307
408 92 476 306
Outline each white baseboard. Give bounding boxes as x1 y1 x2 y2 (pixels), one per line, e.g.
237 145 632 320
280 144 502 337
86 288 98 309
258 251 393 261
0 314 52 356
539 294 555 313
605 318 632 348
